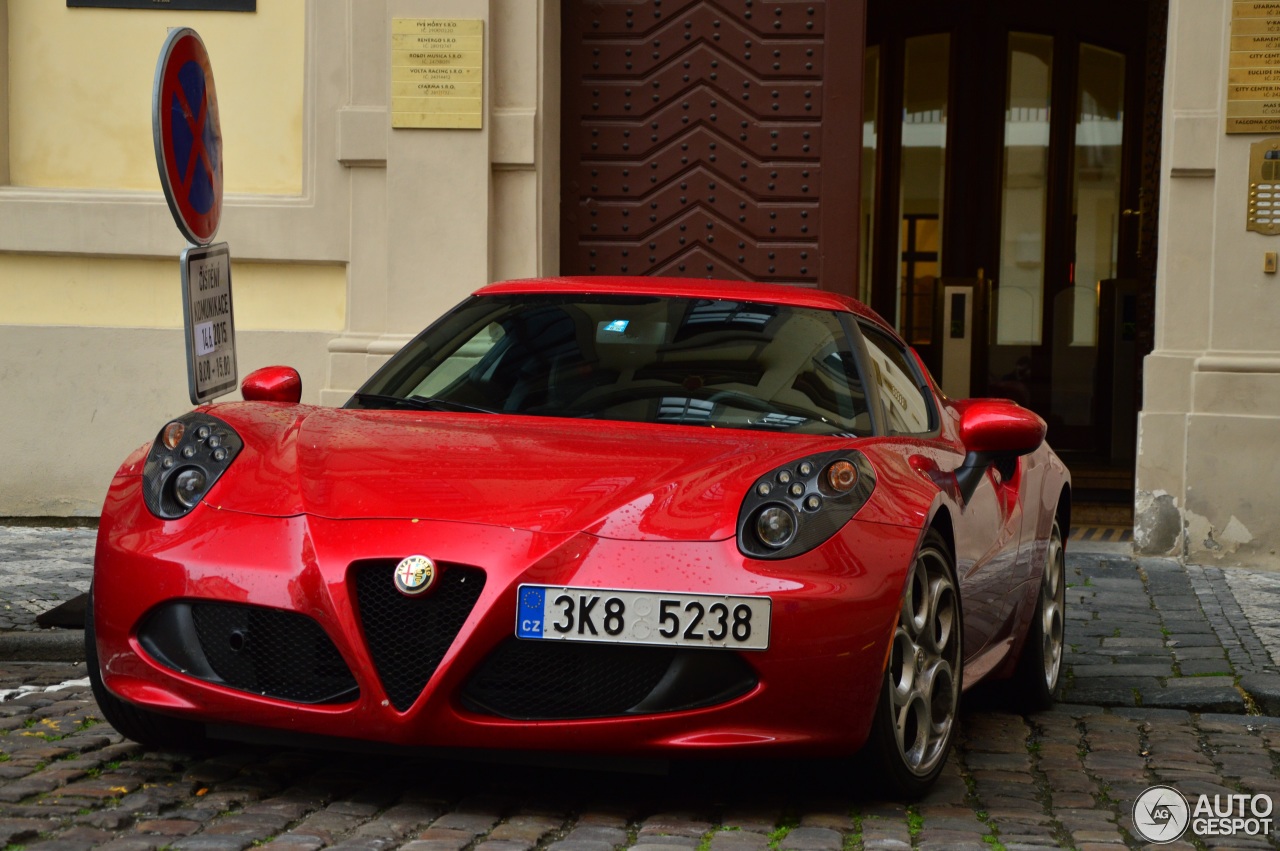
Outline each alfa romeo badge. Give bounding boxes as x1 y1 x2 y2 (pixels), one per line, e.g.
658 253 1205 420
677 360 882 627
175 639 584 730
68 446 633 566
394 554 436 597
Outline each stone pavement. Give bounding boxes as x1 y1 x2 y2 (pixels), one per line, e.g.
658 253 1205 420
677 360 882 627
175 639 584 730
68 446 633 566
0 527 1276 849
0 662 1273 850
0 527 92 632
1059 544 1280 715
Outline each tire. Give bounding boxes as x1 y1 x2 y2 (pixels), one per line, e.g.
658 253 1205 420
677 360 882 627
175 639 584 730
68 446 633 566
865 529 962 799
85 591 205 750
1010 518 1066 710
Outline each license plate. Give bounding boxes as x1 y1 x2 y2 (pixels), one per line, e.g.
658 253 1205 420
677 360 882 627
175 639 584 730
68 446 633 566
516 585 771 650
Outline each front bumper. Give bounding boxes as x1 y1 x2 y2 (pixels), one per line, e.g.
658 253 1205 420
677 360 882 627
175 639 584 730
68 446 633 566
93 476 920 756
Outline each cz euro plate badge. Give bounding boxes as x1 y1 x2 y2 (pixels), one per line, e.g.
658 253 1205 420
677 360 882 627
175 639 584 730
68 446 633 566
516 585 771 650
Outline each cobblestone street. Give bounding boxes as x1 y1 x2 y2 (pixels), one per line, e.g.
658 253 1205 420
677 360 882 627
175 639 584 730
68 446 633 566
3 0 1279 848
0 528 1277 849
0 661 1274 850
0 528 93 633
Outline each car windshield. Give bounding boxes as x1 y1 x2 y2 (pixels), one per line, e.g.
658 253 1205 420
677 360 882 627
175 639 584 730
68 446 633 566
348 293 873 435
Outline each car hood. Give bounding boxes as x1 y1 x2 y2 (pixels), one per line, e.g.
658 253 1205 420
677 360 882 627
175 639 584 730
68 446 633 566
200 403 855 541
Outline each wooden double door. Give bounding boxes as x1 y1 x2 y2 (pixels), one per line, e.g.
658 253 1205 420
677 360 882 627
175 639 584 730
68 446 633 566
558 1 866 288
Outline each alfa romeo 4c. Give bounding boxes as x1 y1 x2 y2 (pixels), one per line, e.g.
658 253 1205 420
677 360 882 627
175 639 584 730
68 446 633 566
89 277 1069 796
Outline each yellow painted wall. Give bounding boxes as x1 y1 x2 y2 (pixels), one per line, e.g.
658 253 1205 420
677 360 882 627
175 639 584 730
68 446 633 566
7 4 304 194
0 254 346 331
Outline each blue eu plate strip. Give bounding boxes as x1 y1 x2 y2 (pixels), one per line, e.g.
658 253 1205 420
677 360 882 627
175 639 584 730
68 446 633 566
516 586 546 638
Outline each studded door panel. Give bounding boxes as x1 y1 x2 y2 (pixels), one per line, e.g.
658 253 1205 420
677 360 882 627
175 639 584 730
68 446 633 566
561 0 861 287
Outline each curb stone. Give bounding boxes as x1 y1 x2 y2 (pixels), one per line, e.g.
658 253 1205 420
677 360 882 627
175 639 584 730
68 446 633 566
0 629 84 663
1240 672 1280 715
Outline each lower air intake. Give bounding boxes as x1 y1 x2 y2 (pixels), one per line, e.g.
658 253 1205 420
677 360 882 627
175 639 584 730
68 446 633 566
139 601 358 705
462 639 758 720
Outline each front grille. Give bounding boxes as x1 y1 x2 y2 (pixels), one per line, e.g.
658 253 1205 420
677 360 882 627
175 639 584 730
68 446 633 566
140 601 359 705
462 639 758 720
352 561 486 711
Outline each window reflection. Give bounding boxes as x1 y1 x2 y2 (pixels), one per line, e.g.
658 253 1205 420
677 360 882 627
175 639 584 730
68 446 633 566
994 33 1053 348
362 295 873 435
897 34 948 345
1071 44 1125 348
860 46 880 305
1050 44 1125 429
900 215 939 345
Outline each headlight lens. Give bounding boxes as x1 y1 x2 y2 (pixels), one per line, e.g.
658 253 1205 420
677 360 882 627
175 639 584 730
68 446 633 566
141 412 242 519
172 468 208 509
737 450 876 559
755 505 798 549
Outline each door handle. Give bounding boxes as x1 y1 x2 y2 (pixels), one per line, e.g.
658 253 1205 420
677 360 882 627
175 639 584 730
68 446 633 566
1122 188 1145 257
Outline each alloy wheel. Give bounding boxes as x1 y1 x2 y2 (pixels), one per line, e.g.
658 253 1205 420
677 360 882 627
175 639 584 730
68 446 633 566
1039 526 1065 691
886 545 960 778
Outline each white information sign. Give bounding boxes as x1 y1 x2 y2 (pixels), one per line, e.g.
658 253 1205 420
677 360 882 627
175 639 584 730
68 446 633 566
181 242 238 404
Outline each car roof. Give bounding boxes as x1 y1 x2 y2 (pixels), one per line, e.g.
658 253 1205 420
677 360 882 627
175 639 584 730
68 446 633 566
475 276 889 328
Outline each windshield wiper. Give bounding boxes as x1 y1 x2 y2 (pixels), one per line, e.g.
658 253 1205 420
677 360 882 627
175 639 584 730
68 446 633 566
409 395 496 414
350 393 495 414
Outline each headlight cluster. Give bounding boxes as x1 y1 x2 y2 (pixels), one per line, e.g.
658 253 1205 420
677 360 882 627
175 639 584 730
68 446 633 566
141 412 243 519
736 450 876 559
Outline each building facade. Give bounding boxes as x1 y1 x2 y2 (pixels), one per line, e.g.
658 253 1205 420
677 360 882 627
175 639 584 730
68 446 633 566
0 1 1274 567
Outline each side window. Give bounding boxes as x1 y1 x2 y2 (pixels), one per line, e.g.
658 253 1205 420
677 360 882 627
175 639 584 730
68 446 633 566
859 325 936 436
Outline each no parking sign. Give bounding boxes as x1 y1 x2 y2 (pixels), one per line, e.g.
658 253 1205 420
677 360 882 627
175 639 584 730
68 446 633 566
153 27 237 404
153 27 223 245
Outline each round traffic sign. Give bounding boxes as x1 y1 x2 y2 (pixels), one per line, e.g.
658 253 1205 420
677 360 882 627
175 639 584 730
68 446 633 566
153 28 223 246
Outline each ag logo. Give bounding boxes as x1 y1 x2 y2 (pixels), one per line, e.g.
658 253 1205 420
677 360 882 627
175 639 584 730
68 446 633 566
393 555 437 597
1133 785 1190 843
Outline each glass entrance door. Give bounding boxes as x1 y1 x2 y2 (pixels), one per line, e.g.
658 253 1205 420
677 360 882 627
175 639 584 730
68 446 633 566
990 38 1128 449
862 1 1147 455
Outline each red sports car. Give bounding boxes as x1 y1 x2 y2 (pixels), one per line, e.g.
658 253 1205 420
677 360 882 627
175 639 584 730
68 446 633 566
89 277 1069 796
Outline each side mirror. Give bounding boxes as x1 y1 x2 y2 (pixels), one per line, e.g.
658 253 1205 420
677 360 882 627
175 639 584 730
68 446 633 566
954 400 1046 502
241 366 302 404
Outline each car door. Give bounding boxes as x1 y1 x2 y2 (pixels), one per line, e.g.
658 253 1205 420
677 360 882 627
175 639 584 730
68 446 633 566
859 323 1023 659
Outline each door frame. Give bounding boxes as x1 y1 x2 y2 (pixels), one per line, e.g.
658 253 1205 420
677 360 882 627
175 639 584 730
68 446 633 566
864 0 1149 456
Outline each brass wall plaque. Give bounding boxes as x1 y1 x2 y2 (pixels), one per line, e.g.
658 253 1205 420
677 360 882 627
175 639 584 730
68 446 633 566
1229 2 1280 131
391 18 484 129
1235 1 1280 18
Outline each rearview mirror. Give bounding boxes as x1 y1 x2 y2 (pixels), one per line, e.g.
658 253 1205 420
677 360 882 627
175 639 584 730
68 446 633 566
954 400 1046 502
241 366 302 404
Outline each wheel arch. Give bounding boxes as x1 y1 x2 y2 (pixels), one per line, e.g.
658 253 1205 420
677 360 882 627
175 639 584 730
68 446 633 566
1056 483 1072 539
862 516 964 797
925 503 956 562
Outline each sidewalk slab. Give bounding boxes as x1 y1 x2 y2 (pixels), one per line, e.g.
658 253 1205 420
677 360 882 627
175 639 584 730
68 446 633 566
1058 545 1276 715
